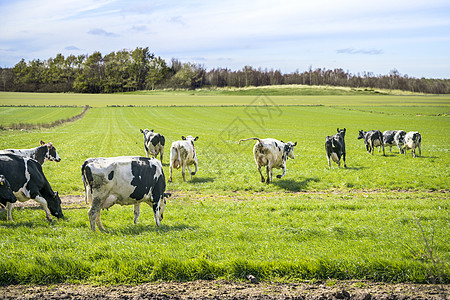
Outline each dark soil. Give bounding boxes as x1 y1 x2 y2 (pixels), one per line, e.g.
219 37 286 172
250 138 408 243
0 279 448 299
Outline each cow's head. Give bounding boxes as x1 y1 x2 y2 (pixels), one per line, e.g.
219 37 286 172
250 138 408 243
357 130 366 139
337 128 346 137
154 193 171 226
0 175 17 206
40 141 61 162
284 141 297 159
47 191 64 219
182 135 199 142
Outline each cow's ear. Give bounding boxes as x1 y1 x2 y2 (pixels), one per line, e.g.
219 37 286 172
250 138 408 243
337 128 340 133
40 140 45 146
151 129 154 132
281 140 284 143
294 142 297 146
54 191 58 198
194 136 199 141
343 128 346 132
140 129 144 133
182 136 186 140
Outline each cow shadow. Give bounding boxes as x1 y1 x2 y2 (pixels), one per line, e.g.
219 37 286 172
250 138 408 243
272 177 320 192
191 177 214 183
109 223 198 235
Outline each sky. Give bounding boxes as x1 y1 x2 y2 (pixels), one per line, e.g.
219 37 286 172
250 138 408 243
1 0 449 78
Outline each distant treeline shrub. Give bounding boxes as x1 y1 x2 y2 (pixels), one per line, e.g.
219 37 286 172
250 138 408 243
1 47 449 94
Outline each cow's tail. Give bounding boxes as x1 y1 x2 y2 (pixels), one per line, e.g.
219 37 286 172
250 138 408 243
81 160 91 204
239 137 262 144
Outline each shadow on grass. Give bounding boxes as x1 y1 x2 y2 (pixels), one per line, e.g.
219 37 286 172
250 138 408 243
109 223 198 235
191 177 215 183
272 177 320 192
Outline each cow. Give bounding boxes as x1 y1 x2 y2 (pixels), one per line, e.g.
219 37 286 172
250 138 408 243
383 130 407 153
81 156 170 231
239 137 297 184
0 175 17 207
140 129 165 162
0 153 63 221
394 130 407 154
402 131 422 158
0 140 61 165
358 130 385 155
168 135 199 182
325 128 347 168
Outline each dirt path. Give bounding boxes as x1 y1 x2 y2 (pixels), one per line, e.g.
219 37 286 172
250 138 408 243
0 279 448 299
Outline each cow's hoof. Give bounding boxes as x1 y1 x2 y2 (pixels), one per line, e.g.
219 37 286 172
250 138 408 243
191 172 195 176
276 175 282 179
168 178 172 183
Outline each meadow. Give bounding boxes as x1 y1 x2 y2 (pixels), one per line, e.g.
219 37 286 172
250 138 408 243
0 89 449 285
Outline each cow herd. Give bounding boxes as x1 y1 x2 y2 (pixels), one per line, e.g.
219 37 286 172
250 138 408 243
0 128 422 231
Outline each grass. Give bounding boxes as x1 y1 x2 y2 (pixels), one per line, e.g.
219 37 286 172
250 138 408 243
0 106 84 128
0 89 449 285
0 192 448 284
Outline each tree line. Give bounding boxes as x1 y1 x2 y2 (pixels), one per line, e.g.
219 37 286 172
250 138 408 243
1 47 449 94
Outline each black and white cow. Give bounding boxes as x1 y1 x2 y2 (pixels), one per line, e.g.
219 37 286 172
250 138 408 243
325 128 347 168
81 156 169 231
0 175 17 207
358 130 385 155
140 129 165 162
239 137 297 184
0 153 63 221
0 140 61 165
383 130 406 153
168 135 199 182
394 130 407 154
402 131 422 158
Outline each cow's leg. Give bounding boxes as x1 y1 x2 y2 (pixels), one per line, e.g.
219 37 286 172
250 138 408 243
88 196 103 231
266 164 273 184
33 195 52 221
181 162 187 181
382 144 385 156
168 162 173 182
412 147 416 158
327 155 331 168
192 160 198 176
257 165 265 182
6 202 13 221
418 144 421 156
277 161 287 179
343 152 347 168
133 203 141 224
187 166 193 180
160 151 164 163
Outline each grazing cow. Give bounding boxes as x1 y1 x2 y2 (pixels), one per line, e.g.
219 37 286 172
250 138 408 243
0 140 61 165
168 135 199 182
81 156 170 231
325 128 347 168
0 175 17 207
383 130 397 152
358 130 385 155
239 137 297 184
394 130 407 154
140 129 165 162
0 153 63 221
402 131 422 158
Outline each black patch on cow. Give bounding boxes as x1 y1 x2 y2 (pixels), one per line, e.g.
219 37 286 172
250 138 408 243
151 134 160 146
34 146 48 165
108 170 114 181
0 154 27 192
130 159 158 201
160 135 165 146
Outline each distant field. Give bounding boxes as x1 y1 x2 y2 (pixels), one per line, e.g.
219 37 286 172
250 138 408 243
1 90 449 107
0 106 84 127
0 90 448 285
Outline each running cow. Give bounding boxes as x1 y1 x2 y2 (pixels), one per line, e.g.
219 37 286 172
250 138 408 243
358 130 385 155
239 137 297 184
402 131 422 158
81 156 169 231
0 175 17 207
0 153 63 221
325 128 347 168
168 135 199 182
0 140 61 165
140 129 165 162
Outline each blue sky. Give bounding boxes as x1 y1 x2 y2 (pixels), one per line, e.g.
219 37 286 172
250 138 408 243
1 0 449 78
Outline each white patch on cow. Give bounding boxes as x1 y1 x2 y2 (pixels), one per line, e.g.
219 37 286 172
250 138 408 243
331 152 339 162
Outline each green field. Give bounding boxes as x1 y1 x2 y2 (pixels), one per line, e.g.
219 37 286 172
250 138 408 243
0 90 449 285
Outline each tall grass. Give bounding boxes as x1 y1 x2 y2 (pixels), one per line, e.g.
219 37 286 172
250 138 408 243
0 192 448 284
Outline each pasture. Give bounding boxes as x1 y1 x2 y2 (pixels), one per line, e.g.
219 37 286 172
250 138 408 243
0 90 449 285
